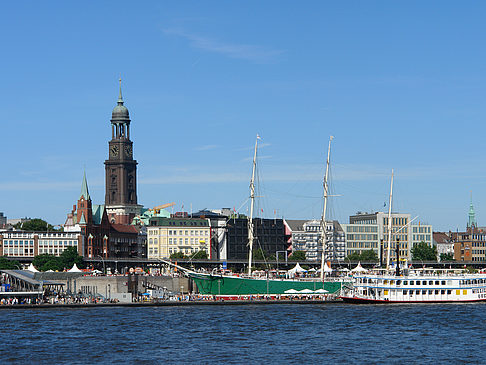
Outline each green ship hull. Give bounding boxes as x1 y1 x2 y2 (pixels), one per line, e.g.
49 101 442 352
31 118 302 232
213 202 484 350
190 273 348 296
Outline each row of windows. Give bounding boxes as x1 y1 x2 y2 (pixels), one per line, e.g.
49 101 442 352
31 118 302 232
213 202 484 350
3 240 34 246
149 230 209 236
149 238 207 245
346 234 378 241
413 234 431 242
346 226 378 233
383 217 409 226
361 278 486 285
472 250 486 255
347 242 379 248
4 248 34 256
412 226 431 233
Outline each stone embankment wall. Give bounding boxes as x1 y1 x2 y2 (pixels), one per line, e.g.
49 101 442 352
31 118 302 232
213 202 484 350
67 275 190 296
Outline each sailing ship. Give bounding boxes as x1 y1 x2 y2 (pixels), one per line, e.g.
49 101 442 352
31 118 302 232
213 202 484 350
188 135 349 298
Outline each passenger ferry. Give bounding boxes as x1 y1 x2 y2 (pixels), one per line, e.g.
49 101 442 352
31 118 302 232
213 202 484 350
340 270 486 303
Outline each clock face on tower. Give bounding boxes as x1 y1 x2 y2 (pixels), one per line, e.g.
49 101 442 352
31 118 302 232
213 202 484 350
110 145 119 157
124 145 132 158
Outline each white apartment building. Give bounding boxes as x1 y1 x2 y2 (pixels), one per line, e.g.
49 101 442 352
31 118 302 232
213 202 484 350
288 219 345 261
0 231 84 258
147 217 211 259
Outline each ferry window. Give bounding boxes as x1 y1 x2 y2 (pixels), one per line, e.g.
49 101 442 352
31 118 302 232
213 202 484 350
403 281 408 285
435 290 439 295
416 281 420 286
429 281 433 285
447 290 451 295
403 290 407 295
441 281 446 285
415 290 420 295
396 280 401 286
435 281 440 285
422 281 427 285
428 290 433 295
422 290 426 295
409 291 413 296
441 290 445 295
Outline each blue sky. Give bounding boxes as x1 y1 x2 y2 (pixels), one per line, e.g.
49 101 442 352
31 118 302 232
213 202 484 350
1 1 485 231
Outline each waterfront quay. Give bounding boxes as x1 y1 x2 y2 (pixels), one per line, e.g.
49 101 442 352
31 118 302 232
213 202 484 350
0 298 336 309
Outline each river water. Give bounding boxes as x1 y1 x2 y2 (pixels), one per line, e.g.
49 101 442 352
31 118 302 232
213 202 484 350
1 303 484 364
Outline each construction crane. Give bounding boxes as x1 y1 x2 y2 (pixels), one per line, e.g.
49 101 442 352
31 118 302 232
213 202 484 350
152 202 175 214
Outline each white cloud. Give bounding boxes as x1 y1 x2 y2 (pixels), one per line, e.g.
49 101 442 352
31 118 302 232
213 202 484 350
163 28 284 63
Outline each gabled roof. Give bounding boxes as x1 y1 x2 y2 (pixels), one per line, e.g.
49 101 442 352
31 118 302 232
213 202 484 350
285 220 308 232
92 205 105 225
433 232 451 244
111 224 139 234
79 212 87 225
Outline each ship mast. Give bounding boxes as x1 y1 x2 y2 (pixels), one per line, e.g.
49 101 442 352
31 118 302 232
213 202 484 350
247 135 259 276
320 136 333 280
386 169 394 270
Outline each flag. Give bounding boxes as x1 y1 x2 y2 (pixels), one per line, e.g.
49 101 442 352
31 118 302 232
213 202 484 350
261 208 264 213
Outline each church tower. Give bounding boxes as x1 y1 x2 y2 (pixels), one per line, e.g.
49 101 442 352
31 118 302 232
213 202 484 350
104 79 142 224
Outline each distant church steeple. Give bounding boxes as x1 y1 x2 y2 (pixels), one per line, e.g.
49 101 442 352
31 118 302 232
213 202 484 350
80 170 90 200
104 78 141 225
468 192 477 228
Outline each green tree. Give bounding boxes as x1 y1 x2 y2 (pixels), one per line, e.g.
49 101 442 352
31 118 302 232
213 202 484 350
345 252 361 261
170 252 186 259
440 253 454 262
345 250 378 262
412 242 437 261
189 250 208 260
0 257 21 270
16 218 55 232
289 251 307 262
59 246 84 270
253 248 267 261
360 250 378 261
32 254 62 271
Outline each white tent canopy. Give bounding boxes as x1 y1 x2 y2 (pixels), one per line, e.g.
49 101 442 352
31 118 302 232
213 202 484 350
27 263 39 272
284 289 299 294
314 288 329 294
299 289 314 294
288 263 307 275
351 262 368 273
68 263 82 273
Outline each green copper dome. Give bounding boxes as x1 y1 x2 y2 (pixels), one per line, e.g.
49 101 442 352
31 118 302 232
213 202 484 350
111 78 130 122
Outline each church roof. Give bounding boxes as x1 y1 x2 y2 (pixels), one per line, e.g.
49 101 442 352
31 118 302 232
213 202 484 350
80 171 90 200
92 205 105 225
111 78 130 121
111 224 139 234
79 212 87 225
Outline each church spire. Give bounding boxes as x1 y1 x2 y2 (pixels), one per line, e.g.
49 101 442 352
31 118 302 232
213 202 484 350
468 191 477 228
118 77 123 105
80 170 90 201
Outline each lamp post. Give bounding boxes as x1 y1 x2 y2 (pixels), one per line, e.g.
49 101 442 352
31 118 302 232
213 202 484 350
96 255 106 275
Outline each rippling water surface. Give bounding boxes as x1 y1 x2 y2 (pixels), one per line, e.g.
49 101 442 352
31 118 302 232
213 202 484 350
1 303 485 364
